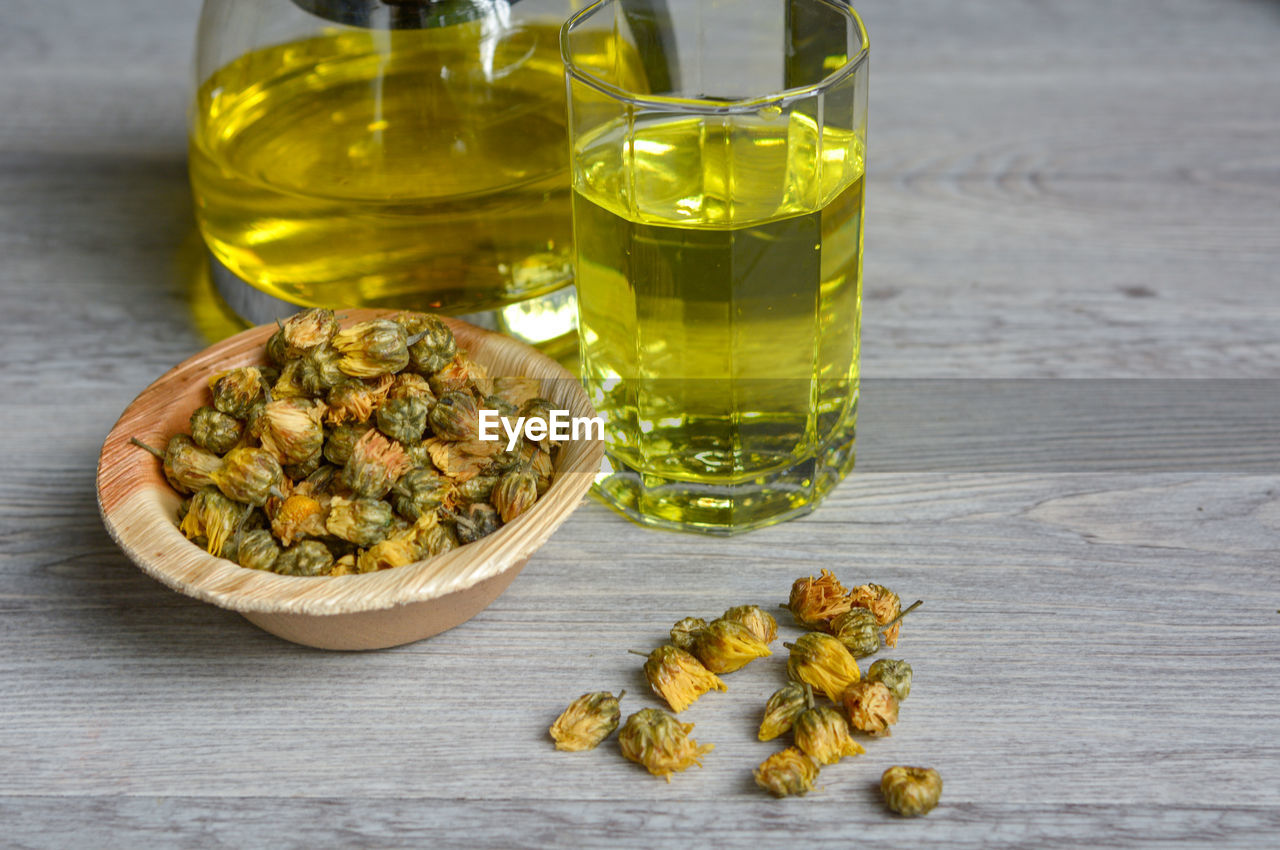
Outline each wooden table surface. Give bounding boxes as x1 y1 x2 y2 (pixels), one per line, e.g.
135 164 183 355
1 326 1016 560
3 0 1278 846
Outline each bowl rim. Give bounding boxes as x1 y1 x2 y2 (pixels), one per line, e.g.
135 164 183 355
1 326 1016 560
96 310 602 617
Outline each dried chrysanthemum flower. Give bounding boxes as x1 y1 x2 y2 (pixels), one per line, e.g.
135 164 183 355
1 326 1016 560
278 346 345 396
386 371 435 403
376 395 430 445
842 680 900 736
156 309 556 579
326 495 394 546
881 766 942 817
341 430 410 499
273 539 334 576
526 445 554 495
492 464 538 523
617 708 713 782
428 353 492 397
867 658 913 702
209 366 266 418
689 619 772 674
758 681 812 742
381 376 432 412
179 486 251 558
325 375 393 425
282 449 324 482
720 604 777 644
418 522 457 557
254 398 327 467
294 464 337 497
357 535 421 573
267 309 340 364
268 361 310 400
395 312 458 375
457 474 498 503
492 376 541 409
794 705 865 765
130 435 222 495
452 501 500 544
670 617 708 652
189 406 243 455
392 468 452 521
785 632 861 702
210 447 284 507
829 607 882 659
831 599 923 658
330 554 357 576
402 441 433 471
270 493 328 546
548 690 625 752
423 436 501 482
848 583 903 646
482 393 518 421
428 391 481 441
323 422 372 467
639 645 726 712
518 397 559 452
235 528 280 572
333 319 413 378
782 569 852 629
754 747 819 798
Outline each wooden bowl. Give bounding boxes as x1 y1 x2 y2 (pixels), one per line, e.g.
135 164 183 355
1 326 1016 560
96 310 601 650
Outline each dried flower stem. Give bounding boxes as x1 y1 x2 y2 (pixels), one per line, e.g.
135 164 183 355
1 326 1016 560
882 599 924 631
129 437 165 460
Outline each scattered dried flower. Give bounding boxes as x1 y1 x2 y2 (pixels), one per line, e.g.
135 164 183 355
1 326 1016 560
670 617 707 652
758 681 812 742
549 691 625 752
689 618 772 674
881 766 942 817
618 708 713 781
783 569 852 629
793 705 865 765
842 680 899 736
785 632 861 702
754 747 819 798
848 583 903 646
640 645 727 712
720 604 777 644
867 658 913 702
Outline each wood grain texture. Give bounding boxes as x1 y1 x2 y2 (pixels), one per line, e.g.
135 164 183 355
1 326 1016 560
2 0 1279 846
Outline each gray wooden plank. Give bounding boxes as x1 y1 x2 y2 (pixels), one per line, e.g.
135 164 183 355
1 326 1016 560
4 797 1280 850
2 0 1280 846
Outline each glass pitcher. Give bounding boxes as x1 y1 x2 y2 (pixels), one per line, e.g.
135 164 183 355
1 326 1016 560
189 0 662 346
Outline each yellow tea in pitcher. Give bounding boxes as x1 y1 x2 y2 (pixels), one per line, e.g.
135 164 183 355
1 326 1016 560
190 20 643 331
574 112 864 532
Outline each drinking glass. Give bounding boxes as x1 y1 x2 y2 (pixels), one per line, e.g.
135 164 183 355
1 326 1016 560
562 0 869 534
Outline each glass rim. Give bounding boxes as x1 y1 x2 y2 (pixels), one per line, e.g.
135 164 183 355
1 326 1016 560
559 0 870 114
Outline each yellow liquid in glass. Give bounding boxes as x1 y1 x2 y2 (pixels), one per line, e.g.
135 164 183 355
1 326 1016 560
574 113 863 532
190 23 641 321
